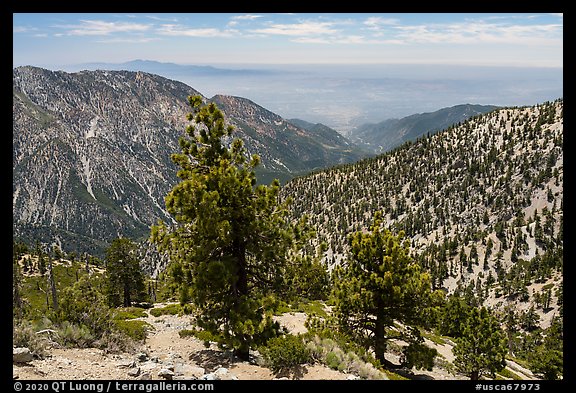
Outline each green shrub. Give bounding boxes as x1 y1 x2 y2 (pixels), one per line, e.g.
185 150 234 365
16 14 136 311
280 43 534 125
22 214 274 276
496 367 523 380
58 276 112 336
401 342 438 371
260 334 312 373
112 320 152 341
112 307 147 320
178 329 222 348
261 294 291 315
12 319 50 359
181 304 195 315
304 334 386 379
178 329 197 338
303 321 378 367
150 304 184 317
325 350 343 370
96 329 139 354
294 300 329 318
58 321 94 348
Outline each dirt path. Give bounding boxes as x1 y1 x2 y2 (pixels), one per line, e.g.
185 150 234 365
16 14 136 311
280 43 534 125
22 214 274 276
13 304 355 380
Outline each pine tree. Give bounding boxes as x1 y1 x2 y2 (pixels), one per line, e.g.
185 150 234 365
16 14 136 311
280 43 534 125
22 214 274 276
520 306 540 331
453 306 507 380
283 241 331 301
529 316 563 379
438 295 470 337
104 238 146 308
13 250 24 319
47 258 58 313
332 211 443 367
151 95 301 360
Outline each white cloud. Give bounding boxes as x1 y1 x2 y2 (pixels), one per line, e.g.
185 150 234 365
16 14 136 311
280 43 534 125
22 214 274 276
395 21 562 45
251 21 338 36
13 26 31 33
96 37 160 44
228 14 263 27
291 36 331 44
157 24 235 38
56 20 151 36
146 15 179 22
293 35 389 45
364 16 400 29
231 14 263 21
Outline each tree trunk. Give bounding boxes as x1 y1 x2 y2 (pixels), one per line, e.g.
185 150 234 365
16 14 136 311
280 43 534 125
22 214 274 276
236 258 248 297
233 236 249 361
470 370 480 380
375 298 387 365
124 284 131 307
234 343 250 361
48 259 58 313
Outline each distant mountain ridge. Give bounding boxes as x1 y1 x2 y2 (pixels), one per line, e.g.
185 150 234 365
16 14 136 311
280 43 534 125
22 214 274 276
64 59 277 77
12 66 364 256
348 104 499 153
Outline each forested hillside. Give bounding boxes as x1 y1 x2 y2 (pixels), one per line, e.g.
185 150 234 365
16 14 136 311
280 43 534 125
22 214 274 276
283 100 563 329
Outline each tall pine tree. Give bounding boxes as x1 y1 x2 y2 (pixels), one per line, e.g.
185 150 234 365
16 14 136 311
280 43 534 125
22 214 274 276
151 95 302 360
105 238 146 308
332 211 443 368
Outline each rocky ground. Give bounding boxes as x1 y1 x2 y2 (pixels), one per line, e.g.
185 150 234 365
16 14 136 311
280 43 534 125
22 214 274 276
13 303 537 381
13 304 357 381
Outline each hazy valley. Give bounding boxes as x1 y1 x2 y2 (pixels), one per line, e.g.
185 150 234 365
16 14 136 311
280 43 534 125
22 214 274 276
61 60 563 133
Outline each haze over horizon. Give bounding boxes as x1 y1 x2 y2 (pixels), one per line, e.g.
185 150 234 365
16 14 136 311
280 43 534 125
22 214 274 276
13 13 563 131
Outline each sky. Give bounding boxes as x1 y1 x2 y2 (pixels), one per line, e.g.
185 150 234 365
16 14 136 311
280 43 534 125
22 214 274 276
13 13 563 68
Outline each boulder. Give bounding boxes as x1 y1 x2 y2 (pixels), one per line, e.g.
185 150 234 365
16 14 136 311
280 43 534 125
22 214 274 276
174 364 205 379
117 359 137 369
13 348 34 364
135 352 149 362
138 372 152 380
158 368 175 380
202 367 238 381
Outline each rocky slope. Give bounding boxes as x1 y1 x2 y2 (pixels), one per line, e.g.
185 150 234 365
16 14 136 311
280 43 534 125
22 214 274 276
12 66 364 257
